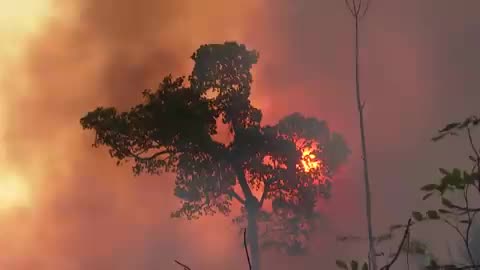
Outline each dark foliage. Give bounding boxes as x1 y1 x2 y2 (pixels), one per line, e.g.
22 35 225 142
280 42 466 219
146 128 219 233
337 115 480 270
80 42 350 257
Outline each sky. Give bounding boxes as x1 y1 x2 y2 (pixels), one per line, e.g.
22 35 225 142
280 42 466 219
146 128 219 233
0 0 480 269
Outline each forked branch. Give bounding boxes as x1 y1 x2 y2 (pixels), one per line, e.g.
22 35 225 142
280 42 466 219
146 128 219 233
345 0 371 19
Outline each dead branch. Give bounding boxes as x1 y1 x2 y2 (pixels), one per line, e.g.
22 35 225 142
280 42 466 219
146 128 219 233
380 218 412 270
174 260 192 270
174 228 251 270
244 228 252 270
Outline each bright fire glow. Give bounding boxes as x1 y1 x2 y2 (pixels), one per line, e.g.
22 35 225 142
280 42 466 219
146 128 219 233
0 0 53 34
301 147 321 172
0 172 32 210
0 0 54 65
0 0 51 212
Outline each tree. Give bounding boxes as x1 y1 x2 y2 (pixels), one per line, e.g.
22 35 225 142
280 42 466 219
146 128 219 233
416 115 480 270
460 221 480 265
343 0 377 269
336 115 480 270
80 42 350 270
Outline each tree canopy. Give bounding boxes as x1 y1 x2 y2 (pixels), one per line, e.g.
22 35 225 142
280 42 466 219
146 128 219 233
80 42 350 254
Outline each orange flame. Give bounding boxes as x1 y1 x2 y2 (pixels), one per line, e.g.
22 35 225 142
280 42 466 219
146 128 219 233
301 148 321 173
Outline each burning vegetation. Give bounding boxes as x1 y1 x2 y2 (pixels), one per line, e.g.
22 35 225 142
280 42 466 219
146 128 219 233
80 42 350 269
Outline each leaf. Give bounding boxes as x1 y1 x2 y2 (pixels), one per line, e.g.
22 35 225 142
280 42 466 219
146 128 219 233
375 233 392 243
438 209 452 214
426 210 440 219
437 183 448 195
441 170 463 187
452 168 462 179
422 192 434 200
336 260 348 270
432 133 447 142
458 118 472 129
389 224 404 231
412 211 423 221
421 184 438 191
361 263 368 270
350 260 359 270
439 122 461 133
439 168 449 175
463 171 474 184
441 198 454 208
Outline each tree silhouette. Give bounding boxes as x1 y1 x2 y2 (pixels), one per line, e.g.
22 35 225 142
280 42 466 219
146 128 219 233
344 0 377 269
80 42 350 270
336 115 480 270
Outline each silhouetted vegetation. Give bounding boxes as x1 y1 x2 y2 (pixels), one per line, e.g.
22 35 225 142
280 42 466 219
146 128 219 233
336 116 480 270
77 6 478 270
80 42 350 270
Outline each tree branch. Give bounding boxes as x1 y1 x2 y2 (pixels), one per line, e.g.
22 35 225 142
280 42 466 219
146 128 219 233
467 127 480 164
345 0 356 16
259 187 268 207
345 0 371 19
380 218 412 270
405 229 411 270
132 150 170 161
229 190 246 204
173 229 252 270
344 1 377 268
360 0 371 18
244 228 252 270
463 184 478 269
259 177 276 207
467 127 480 192
235 166 256 202
445 202 480 214
174 260 192 270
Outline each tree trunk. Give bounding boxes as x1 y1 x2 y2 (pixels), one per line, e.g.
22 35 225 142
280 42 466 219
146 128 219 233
354 16 377 270
247 203 260 270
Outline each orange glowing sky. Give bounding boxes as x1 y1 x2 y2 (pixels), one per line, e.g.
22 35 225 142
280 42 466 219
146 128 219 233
0 0 52 210
1 0 480 269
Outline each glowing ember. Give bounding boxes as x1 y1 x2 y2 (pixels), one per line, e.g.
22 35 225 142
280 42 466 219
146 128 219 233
301 148 321 172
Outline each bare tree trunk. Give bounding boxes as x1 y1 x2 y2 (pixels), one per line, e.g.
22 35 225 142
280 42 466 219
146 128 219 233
344 1 377 269
247 206 260 270
354 16 377 270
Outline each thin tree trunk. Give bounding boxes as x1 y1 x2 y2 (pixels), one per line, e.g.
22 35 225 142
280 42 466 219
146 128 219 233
353 10 377 270
247 204 260 270
344 0 377 268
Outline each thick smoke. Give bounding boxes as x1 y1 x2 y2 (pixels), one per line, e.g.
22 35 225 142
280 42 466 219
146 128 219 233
2 0 261 269
1 0 480 269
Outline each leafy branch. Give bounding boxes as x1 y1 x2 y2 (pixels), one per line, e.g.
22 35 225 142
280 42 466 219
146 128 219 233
337 115 480 270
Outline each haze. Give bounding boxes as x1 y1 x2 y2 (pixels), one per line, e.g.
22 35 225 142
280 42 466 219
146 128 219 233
0 0 479 269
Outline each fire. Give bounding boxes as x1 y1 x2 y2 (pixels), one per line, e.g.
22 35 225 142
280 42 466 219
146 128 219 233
0 171 32 211
299 146 330 185
300 147 321 173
